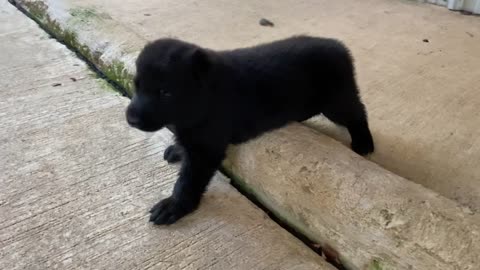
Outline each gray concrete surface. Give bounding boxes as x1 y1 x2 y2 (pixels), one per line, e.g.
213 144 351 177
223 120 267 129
11 0 480 213
225 123 480 270
0 2 335 269
7 0 480 269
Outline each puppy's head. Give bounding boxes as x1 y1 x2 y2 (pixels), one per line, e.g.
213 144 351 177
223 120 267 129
126 39 214 132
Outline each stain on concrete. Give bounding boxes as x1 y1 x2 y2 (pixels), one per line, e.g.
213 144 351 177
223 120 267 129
70 6 112 21
380 209 393 227
301 183 313 194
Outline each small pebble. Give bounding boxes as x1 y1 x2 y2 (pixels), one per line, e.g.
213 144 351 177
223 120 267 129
52 83 62 87
259 18 274 27
423 39 429 43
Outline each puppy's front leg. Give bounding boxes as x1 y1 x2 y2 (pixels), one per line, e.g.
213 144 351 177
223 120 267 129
149 146 225 225
163 143 184 163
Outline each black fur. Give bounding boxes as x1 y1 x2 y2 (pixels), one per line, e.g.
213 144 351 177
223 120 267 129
126 36 374 225
163 143 183 163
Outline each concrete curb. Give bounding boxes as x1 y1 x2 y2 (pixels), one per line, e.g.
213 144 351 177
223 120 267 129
9 0 143 96
224 123 480 270
12 1 480 269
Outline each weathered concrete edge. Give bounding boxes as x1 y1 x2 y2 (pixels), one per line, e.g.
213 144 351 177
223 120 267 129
9 0 139 96
12 1 480 270
223 123 480 270
220 165 381 270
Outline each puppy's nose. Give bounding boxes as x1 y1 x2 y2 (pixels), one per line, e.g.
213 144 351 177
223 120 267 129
126 109 140 126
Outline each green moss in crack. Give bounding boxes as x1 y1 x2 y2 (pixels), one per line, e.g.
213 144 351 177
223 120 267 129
101 60 134 96
23 1 89 59
368 259 385 270
21 1 48 23
21 1 133 96
65 8 134 95
95 78 120 94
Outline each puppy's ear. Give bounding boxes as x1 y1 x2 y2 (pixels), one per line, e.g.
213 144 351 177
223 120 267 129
190 48 211 82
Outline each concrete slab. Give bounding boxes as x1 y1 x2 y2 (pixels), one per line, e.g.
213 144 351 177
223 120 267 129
224 123 480 270
8 0 480 269
11 0 480 213
0 2 335 270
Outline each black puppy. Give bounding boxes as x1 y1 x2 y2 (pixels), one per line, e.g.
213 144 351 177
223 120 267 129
126 36 374 225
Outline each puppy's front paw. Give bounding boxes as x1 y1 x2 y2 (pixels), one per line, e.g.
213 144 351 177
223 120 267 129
163 144 183 163
149 196 197 225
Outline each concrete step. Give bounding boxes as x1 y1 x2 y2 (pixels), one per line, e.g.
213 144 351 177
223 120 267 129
0 2 335 269
11 0 480 212
8 0 480 269
224 123 480 270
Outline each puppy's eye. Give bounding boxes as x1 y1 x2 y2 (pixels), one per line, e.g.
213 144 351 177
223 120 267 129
159 89 171 97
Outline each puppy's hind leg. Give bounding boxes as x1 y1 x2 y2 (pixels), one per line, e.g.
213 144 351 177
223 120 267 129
322 86 374 155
